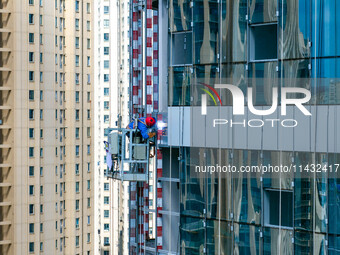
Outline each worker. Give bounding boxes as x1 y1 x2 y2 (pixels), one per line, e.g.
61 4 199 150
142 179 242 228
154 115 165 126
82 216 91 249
127 117 157 140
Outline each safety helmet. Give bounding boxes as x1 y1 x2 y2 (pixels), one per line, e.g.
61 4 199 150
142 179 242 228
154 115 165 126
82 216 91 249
145 117 156 127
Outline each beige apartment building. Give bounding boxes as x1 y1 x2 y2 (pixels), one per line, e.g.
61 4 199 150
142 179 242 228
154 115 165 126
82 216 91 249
0 0 94 254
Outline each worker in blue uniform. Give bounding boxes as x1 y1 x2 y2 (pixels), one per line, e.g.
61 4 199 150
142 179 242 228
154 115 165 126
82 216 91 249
127 117 157 139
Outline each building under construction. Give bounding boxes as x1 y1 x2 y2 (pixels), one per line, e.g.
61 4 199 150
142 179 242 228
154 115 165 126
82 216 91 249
106 0 340 254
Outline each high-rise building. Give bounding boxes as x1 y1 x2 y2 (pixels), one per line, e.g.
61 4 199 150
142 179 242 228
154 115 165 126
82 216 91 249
94 0 130 254
121 0 340 254
0 0 93 254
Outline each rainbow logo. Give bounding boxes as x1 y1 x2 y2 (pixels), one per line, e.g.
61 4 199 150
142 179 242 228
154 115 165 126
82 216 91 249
199 83 222 115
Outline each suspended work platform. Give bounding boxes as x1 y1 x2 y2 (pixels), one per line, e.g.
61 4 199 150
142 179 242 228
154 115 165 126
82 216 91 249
104 127 155 182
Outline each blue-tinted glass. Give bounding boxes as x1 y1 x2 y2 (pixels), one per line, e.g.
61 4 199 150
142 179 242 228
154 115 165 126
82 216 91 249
248 62 279 106
206 220 232 254
170 0 192 32
233 150 261 224
221 0 247 63
295 231 326 254
192 65 218 106
249 0 277 23
234 224 260 254
279 0 311 59
329 235 340 255
263 228 293 254
180 216 205 253
169 66 191 106
193 0 219 64
180 148 205 217
311 0 336 57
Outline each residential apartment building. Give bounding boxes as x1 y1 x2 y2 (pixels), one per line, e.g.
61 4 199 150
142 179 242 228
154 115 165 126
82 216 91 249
0 0 93 254
94 0 130 254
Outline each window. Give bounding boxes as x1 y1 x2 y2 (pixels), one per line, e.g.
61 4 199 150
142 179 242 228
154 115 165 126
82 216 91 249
75 218 79 229
75 73 80 84
29 14 34 24
75 1 79 12
104 224 109 231
87 197 90 207
104 196 109 204
29 223 34 234
75 37 79 48
29 242 34 253
75 128 79 139
104 74 109 82
87 110 90 119
104 60 109 69
39 34 43 44
87 56 90 66
29 185 34 195
87 127 91 137
87 74 91 84
29 33 34 43
87 163 90 172
75 236 79 247
75 55 80 67
171 32 192 65
264 189 293 227
29 109 34 120
40 204 43 213
104 33 109 41
29 128 34 138
87 180 90 190
40 72 43 82
29 71 34 81
29 204 35 215
40 242 43 252
40 185 43 195
86 3 90 13
104 237 109 246
87 21 91 31
75 182 79 193
29 52 34 62
87 215 90 224
104 210 109 218
29 90 34 100
75 145 79 156
104 101 109 110
29 0 34 5
40 109 43 120
75 164 79 175
104 115 109 124
75 200 79 211
250 24 278 61
29 147 34 157
149 185 153 192
40 223 43 233
40 129 43 138
39 15 43 25
103 19 109 28
104 47 109 55
75 110 79 120
87 233 90 243
29 166 34 176
75 19 79 30
104 183 109 191
39 53 43 63
104 6 109 14
75 91 79 103
87 39 91 49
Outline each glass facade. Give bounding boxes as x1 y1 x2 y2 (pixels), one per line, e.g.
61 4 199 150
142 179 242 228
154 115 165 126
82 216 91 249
168 1 340 253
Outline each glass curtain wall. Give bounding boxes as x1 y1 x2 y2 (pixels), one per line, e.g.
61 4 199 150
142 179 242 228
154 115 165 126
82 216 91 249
169 0 340 254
